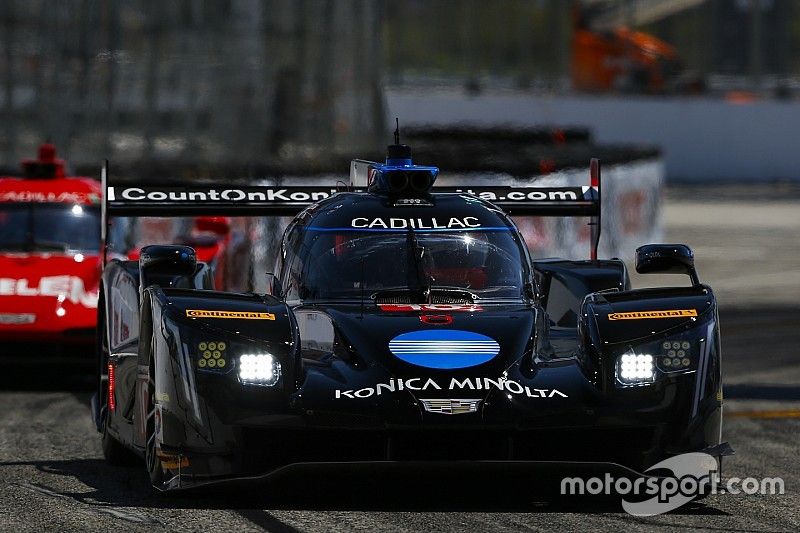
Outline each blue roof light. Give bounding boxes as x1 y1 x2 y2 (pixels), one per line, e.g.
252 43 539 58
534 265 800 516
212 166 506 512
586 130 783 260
368 143 439 195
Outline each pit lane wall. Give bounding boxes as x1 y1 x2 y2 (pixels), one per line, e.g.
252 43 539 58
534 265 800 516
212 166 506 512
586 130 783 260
247 157 663 291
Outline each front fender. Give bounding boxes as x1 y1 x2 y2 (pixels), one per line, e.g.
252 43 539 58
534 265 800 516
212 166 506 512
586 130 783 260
138 287 300 451
579 285 722 452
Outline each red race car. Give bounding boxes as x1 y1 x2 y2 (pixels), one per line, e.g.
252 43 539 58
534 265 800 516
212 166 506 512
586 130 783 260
0 144 102 346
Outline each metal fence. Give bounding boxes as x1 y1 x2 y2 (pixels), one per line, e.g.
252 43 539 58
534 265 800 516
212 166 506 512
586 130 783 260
0 0 386 172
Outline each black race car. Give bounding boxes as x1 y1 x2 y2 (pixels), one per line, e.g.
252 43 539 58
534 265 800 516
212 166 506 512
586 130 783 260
93 142 728 492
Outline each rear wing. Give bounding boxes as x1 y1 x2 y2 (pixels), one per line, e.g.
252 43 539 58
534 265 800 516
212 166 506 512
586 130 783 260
101 159 602 263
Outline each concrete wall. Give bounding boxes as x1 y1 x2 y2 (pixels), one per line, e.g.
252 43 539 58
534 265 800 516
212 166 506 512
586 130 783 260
387 90 800 182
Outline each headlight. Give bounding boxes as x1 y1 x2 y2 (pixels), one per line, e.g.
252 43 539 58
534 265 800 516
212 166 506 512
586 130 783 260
658 339 693 372
615 332 699 387
616 351 656 386
187 334 283 388
196 341 229 370
238 353 281 387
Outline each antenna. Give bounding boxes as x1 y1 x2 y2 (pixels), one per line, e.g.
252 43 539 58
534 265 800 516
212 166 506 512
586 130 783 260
394 117 400 145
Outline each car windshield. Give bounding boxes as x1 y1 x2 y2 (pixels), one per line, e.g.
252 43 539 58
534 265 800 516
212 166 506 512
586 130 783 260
0 202 101 252
283 228 526 302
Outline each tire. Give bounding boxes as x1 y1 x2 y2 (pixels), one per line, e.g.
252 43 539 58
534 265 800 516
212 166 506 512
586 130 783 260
97 301 137 466
102 414 137 465
144 358 165 488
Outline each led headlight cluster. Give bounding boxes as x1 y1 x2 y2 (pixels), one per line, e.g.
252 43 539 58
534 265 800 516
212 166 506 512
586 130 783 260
189 333 284 387
616 352 656 386
615 333 698 387
238 353 281 387
197 341 227 370
659 340 692 371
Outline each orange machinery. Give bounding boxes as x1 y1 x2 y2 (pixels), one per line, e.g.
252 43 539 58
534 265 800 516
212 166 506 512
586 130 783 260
571 6 682 93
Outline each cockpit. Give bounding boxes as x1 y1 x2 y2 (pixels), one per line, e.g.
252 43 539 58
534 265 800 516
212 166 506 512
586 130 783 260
279 213 528 303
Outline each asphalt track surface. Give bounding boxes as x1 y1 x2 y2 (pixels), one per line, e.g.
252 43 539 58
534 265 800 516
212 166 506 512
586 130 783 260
0 191 798 532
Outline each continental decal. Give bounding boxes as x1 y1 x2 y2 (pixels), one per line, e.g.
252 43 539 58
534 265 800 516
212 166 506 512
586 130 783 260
186 309 276 320
608 309 698 321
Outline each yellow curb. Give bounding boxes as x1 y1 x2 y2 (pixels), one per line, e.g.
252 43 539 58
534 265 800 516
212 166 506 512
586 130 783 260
728 409 800 419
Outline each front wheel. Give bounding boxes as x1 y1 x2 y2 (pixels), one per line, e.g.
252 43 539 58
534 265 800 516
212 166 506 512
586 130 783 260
144 359 166 488
98 304 137 466
101 412 136 465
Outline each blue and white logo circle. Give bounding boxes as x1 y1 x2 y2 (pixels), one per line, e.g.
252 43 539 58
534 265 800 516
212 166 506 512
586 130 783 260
389 329 500 369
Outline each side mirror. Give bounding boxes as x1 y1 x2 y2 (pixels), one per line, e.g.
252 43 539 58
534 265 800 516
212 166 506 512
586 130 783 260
264 272 283 299
139 245 197 289
635 244 699 286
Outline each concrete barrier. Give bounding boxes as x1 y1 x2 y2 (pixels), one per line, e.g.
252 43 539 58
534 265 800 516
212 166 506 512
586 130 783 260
387 90 800 182
436 158 664 262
